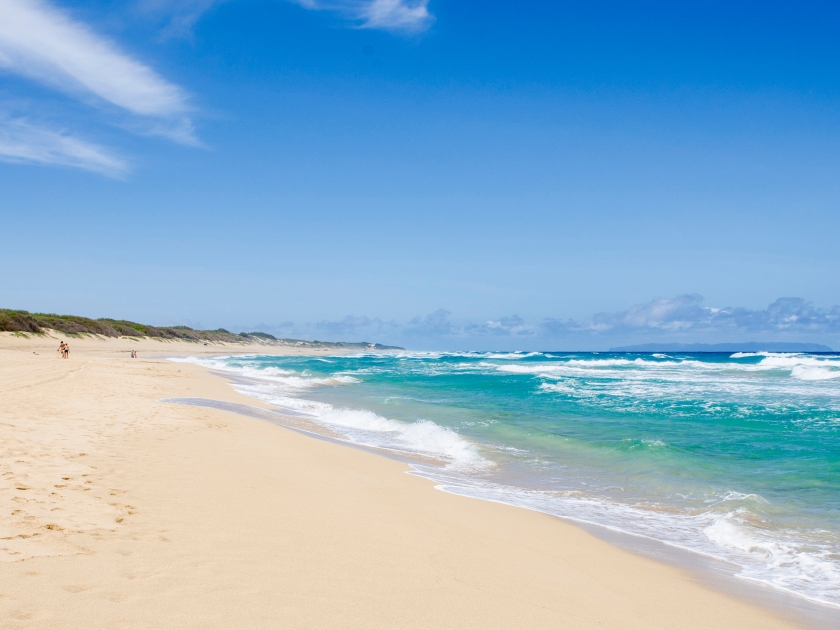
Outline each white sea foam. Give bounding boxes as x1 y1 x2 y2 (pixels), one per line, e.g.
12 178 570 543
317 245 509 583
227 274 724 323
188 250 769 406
791 365 840 381
313 408 487 469
483 352 545 359
642 439 667 448
740 354 840 380
758 353 837 367
168 355 489 471
416 472 840 608
728 352 840 368
538 382 577 394
391 351 547 361
482 354 840 413
169 356 360 389
704 511 840 604
490 357 705 376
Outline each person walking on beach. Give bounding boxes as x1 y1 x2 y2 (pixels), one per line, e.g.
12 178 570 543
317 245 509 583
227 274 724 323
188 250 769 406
58 341 65 358
64 343 69 359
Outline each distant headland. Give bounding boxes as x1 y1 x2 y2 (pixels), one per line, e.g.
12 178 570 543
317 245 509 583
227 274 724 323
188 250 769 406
0 308 402 351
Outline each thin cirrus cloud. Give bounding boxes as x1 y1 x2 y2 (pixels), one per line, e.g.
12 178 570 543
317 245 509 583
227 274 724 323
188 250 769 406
136 0 228 39
0 0 194 175
0 0 429 176
140 0 434 35
0 116 127 176
292 0 433 31
358 0 432 30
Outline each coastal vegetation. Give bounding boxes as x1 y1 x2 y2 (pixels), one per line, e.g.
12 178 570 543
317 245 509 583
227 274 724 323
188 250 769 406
0 309 400 349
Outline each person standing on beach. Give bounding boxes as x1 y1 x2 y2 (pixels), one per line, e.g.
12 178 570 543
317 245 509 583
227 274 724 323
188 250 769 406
58 342 65 358
64 343 69 359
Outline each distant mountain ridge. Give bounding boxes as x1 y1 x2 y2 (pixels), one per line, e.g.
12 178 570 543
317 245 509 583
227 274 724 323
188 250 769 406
609 342 834 353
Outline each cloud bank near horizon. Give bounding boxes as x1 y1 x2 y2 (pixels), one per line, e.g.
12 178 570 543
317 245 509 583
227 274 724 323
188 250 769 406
263 295 840 349
542 295 840 337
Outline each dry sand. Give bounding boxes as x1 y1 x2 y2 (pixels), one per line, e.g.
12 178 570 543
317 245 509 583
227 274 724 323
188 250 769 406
0 332 804 628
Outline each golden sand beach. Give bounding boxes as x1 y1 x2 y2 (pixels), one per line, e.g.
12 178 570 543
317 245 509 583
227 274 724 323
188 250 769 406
0 332 803 628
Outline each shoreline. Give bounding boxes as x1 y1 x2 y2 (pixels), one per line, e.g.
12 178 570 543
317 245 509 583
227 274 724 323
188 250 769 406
181 351 840 621
167 393 840 630
0 333 818 628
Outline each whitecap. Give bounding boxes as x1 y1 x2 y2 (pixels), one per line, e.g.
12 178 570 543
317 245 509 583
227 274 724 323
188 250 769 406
168 355 489 472
791 366 840 381
169 356 359 390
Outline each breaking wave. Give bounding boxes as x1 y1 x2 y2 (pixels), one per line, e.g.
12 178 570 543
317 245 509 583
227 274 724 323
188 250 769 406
170 355 488 471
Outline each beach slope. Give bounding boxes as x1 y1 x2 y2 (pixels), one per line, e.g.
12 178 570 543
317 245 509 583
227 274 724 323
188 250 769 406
0 334 802 628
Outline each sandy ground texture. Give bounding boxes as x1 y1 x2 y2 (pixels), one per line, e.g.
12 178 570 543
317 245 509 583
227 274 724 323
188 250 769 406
0 333 804 629
0 329 366 359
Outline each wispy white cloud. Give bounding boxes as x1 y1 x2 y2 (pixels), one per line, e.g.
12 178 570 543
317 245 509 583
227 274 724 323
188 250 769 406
0 0 194 144
0 0 427 176
471 315 538 336
359 0 432 30
139 0 433 35
292 0 432 31
403 311 536 338
0 116 127 176
136 0 227 39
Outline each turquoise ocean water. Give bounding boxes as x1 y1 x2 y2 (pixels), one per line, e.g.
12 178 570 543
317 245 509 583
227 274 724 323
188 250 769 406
176 351 840 609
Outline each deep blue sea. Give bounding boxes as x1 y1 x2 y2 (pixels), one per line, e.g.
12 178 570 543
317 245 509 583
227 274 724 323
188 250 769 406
175 351 840 609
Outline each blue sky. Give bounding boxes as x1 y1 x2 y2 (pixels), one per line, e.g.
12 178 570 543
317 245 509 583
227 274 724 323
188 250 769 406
1 0 839 349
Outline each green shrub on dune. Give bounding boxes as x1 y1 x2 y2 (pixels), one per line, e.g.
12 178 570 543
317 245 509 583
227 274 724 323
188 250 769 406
0 309 401 349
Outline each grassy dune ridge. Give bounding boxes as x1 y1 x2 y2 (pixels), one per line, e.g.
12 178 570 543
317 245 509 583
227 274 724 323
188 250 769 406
0 308 400 349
